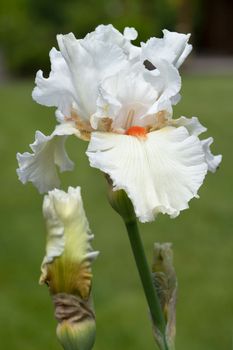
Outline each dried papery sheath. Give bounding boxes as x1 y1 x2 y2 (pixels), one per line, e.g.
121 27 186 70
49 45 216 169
40 186 99 350
152 243 177 350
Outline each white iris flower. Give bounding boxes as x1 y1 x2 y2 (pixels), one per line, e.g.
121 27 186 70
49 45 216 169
17 24 221 222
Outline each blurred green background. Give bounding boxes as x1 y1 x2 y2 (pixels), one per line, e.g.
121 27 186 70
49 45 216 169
0 1 232 350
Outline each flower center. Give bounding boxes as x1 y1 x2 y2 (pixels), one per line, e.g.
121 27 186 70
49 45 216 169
125 126 147 139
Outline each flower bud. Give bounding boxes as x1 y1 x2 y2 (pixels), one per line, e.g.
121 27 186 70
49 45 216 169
40 186 99 350
152 243 177 350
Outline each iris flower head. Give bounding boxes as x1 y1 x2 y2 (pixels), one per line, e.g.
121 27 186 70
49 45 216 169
17 24 222 222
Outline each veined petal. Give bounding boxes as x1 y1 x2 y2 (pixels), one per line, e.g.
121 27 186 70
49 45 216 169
32 48 76 119
57 32 128 120
87 127 208 222
17 123 79 193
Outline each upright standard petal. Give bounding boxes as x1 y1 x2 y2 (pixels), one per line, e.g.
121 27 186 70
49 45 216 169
86 24 140 59
57 32 128 120
32 48 77 119
87 126 208 222
144 59 181 116
17 123 80 193
142 30 192 69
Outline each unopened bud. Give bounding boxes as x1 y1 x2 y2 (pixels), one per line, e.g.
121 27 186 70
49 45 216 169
152 243 177 350
40 187 99 350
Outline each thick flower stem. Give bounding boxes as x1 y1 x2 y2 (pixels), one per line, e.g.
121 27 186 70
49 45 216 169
125 220 169 350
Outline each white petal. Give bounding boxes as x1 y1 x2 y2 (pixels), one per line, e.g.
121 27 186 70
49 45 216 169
123 27 138 41
87 24 140 59
201 138 222 173
86 127 208 222
163 30 192 68
17 123 79 193
57 32 128 120
142 30 192 69
144 59 181 115
32 48 76 119
93 69 158 130
172 116 207 136
172 116 222 172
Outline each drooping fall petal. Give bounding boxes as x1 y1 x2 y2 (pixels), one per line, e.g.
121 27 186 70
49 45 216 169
87 126 208 222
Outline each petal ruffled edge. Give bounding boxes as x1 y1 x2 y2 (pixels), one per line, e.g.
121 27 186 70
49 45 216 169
201 137 222 173
172 116 222 172
32 48 76 119
142 29 192 69
16 123 80 193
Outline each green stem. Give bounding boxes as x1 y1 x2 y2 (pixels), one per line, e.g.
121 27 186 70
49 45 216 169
125 220 169 350
107 188 169 349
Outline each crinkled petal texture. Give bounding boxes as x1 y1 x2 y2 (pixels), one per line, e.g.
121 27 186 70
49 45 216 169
17 123 79 193
87 126 208 222
41 186 98 296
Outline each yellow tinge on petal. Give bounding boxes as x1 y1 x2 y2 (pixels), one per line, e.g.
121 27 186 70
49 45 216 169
40 186 98 297
40 186 98 350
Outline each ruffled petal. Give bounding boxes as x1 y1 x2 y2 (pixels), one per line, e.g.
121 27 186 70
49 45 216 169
162 30 192 68
172 116 207 136
172 116 222 172
32 48 77 119
201 138 222 173
86 126 208 222
17 123 79 193
57 32 128 120
144 59 181 115
142 30 192 69
93 59 181 130
86 24 140 59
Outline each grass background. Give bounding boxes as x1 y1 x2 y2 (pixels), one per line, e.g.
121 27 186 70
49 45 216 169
0 75 232 350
